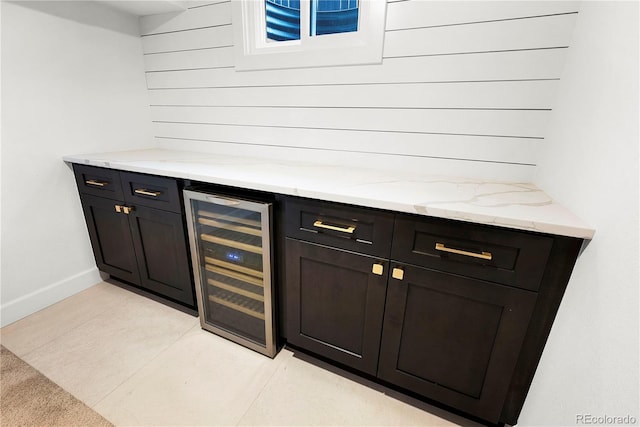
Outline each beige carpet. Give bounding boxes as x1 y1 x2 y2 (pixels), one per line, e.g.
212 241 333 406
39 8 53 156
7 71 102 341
0 345 113 426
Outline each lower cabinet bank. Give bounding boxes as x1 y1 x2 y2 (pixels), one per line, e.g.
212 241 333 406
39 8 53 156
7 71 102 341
283 197 583 426
71 164 584 426
73 164 196 310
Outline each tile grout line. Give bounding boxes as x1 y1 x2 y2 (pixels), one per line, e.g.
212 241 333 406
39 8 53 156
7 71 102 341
5 284 200 417
2 286 130 362
233 350 293 426
90 321 200 414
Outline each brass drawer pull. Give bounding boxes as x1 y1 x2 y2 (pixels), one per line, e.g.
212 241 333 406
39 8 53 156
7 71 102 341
134 188 162 197
86 179 108 187
435 243 492 260
313 220 356 234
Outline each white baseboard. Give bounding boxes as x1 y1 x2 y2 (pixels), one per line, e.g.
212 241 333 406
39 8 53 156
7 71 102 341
0 268 103 328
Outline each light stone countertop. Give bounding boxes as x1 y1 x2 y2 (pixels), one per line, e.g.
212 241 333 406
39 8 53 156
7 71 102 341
63 148 595 240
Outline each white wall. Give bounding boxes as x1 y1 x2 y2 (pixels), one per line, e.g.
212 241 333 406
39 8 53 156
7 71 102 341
140 0 580 181
521 2 639 425
0 1 154 326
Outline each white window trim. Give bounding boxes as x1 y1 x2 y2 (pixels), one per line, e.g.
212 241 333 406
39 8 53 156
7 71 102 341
232 0 387 71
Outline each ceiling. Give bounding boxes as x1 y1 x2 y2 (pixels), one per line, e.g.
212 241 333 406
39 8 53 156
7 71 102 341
98 0 187 16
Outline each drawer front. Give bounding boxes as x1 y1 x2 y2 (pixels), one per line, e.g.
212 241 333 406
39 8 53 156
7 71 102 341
392 215 553 291
121 172 182 213
284 197 394 258
73 164 123 200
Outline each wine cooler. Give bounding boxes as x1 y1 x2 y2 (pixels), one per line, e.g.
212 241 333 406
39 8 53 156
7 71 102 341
183 189 277 357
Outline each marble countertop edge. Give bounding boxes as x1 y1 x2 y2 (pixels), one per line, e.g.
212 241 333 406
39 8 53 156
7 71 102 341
63 150 595 240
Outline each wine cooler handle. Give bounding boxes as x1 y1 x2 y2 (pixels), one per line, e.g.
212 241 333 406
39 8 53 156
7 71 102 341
206 195 242 206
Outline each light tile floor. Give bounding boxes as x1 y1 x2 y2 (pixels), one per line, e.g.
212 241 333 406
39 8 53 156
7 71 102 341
1 282 481 427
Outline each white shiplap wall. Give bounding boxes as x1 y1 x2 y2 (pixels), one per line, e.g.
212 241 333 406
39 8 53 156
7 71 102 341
140 0 579 181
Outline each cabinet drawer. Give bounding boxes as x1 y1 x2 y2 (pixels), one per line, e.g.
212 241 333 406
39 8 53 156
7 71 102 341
73 164 123 200
121 172 182 213
284 198 394 258
392 215 553 291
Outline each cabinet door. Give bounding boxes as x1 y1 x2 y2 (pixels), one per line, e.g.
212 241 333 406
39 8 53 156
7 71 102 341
129 206 195 307
378 265 536 423
286 239 388 376
80 194 140 285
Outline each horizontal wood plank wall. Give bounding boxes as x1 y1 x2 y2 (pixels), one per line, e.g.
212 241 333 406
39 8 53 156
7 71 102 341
140 0 579 181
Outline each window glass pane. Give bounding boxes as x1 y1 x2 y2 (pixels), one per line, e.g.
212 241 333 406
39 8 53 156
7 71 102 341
310 0 359 36
265 0 301 41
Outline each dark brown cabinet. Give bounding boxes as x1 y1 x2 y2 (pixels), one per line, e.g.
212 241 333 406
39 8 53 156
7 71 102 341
284 198 395 375
73 164 195 309
285 239 388 375
128 205 193 305
284 197 583 426
80 194 140 284
377 265 536 422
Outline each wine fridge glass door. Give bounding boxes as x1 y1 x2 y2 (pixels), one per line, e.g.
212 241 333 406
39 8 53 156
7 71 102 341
184 190 276 357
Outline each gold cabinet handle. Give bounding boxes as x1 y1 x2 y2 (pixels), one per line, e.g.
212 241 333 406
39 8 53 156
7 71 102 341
435 243 492 260
86 179 107 187
313 220 356 234
392 267 404 280
115 205 134 214
134 188 162 197
372 263 384 276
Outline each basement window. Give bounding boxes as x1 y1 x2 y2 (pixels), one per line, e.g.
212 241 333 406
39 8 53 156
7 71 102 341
232 0 386 71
